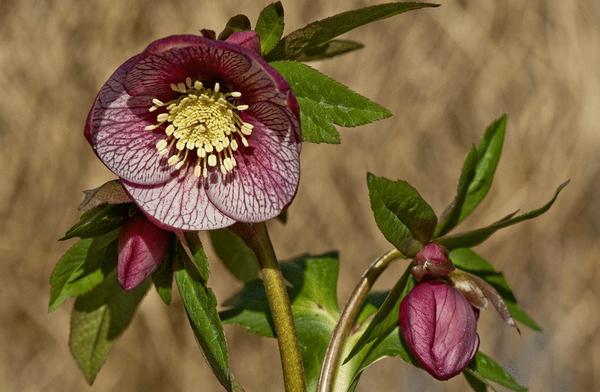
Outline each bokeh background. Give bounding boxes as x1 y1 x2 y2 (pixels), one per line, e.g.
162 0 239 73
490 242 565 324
1 1 599 391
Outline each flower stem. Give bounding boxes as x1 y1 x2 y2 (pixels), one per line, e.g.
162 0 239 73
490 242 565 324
317 248 404 392
232 222 306 392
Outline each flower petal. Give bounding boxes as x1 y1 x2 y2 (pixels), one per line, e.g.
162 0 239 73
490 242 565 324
225 31 260 54
122 167 236 231
118 214 170 290
89 54 175 185
205 105 300 222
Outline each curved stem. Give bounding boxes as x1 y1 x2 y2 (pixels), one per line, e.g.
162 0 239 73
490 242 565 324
317 248 404 392
232 222 306 392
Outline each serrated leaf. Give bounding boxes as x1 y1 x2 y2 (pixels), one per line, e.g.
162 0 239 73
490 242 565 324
221 253 339 391
49 229 119 312
61 204 130 241
295 39 364 62
69 270 149 384
270 61 392 144
151 236 175 305
367 173 437 256
174 242 239 391
218 14 251 40
469 352 528 392
450 248 541 331
437 181 569 249
209 229 259 283
345 266 413 363
255 2 284 55
436 115 507 236
267 2 438 61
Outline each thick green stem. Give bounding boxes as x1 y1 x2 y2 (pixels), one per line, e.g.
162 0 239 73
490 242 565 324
317 248 404 392
232 222 306 392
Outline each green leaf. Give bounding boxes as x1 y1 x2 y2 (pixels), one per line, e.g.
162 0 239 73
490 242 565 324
295 39 364 62
469 352 528 392
345 266 413 363
174 242 237 391
436 115 507 236
60 204 130 240
450 248 541 331
209 229 259 283
69 270 149 384
464 370 488 392
367 173 437 256
183 231 209 282
221 253 340 391
437 181 569 249
218 14 251 40
270 61 392 144
49 229 119 312
151 236 175 305
267 2 438 61
255 2 284 55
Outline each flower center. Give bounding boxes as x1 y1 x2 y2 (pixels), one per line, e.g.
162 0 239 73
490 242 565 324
146 77 254 178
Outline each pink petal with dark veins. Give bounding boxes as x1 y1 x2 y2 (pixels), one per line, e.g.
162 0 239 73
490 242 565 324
205 105 300 222
122 166 236 231
118 214 171 291
225 31 261 54
89 54 175 185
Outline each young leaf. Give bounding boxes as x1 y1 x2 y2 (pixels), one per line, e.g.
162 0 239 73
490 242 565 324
221 253 340 391
345 266 413 363
255 2 285 55
469 352 528 392
436 115 507 236
437 180 569 249
270 61 392 144
218 14 251 40
266 2 438 61
60 204 130 240
69 270 149 384
209 229 259 283
151 236 175 305
295 39 364 62
367 173 437 256
174 242 238 392
49 229 119 312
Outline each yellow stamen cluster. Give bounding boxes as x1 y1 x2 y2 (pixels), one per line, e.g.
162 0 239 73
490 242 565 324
146 77 253 177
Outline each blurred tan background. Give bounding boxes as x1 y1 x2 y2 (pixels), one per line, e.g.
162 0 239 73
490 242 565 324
1 1 599 391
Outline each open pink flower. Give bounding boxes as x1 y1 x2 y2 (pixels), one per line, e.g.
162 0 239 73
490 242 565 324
85 32 301 231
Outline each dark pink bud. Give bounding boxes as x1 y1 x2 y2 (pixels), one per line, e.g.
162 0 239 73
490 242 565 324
412 242 454 281
399 280 479 380
118 215 171 290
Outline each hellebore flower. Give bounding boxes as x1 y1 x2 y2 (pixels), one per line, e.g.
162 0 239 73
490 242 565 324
399 280 479 380
118 214 171 290
85 32 301 230
411 242 454 281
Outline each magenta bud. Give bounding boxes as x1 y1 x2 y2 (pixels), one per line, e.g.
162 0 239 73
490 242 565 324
399 281 479 380
118 215 171 291
412 242 454 281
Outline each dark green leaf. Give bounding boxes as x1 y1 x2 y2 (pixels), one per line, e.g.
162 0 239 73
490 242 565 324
267 2 438 61
464 370 489 392
69 270 149 384
367 173 437 256
209 229 259 283
221 253 340 391
183 231 209 282
175 242 238 391
345 266 413 363
270 61 392 144
437 181 569 249
218 14 251 40
60 204 130 240
276 208 288 224
436 115 507 236
255 2 284 55
506 301 542 331
469 352 528 392
49 229 119 312
151 236 175 305
295 39 364 62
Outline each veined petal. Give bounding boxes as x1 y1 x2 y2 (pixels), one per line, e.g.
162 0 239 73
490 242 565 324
122 167 236 231
89 54 175 185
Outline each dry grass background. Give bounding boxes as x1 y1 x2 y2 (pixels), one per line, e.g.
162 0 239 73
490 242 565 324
1 0 599 391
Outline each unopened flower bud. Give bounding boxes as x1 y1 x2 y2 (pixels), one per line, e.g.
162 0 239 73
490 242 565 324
118 215 171 291
412 242 454 281
399 280 479 380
